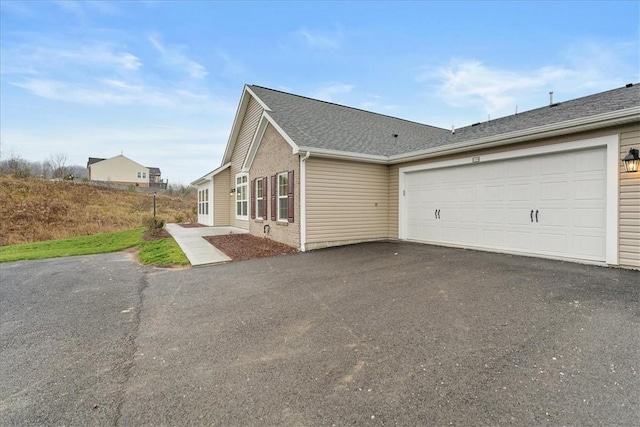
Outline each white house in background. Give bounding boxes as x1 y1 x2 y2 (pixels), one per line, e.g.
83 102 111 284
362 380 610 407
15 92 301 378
87 154 161 188
192 83 640 269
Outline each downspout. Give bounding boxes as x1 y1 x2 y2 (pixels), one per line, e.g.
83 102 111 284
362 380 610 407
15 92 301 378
300 151 311 252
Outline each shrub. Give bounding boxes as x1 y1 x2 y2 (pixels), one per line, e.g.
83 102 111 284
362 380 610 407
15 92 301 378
142 215 166 236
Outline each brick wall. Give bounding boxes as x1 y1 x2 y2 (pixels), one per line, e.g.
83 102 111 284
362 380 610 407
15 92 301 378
248 124 300 249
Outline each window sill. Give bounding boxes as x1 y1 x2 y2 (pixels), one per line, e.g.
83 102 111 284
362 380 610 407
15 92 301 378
276 221 289 226
254 219 264 223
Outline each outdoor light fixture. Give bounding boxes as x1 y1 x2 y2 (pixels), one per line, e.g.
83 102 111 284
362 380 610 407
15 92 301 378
230 188 236 195
622 148 640 173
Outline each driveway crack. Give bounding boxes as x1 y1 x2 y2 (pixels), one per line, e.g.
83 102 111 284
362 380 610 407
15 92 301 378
113 269 149 426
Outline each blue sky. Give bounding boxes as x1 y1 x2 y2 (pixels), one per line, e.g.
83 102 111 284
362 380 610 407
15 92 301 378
1 1 638 185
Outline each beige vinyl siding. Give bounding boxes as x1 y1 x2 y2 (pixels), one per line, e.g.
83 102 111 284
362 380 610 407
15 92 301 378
306 158 389 250
230 96 263 229
90 155 149 186
619 127 640 269
213 168 231 226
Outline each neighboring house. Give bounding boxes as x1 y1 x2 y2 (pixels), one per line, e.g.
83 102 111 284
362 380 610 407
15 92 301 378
192 84 640 269
87 155 166 188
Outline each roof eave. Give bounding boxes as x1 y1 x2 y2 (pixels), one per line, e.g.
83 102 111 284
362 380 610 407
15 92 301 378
389 107 640 164
295 146 388 164
190 162 231 186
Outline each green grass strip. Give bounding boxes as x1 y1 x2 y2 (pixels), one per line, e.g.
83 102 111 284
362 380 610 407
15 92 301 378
138 237 190 267
0 228 145 262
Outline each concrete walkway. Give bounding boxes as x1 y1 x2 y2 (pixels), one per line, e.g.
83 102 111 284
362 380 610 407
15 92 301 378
164 223 248 266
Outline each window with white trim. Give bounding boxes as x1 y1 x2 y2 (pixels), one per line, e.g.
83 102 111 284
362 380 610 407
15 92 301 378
198 188 209 215
277 172 288 221
236 174 248 219
137 172 142 178
256 178 265 219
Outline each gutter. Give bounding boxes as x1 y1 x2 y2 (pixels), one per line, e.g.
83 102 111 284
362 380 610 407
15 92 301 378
389 107 640 164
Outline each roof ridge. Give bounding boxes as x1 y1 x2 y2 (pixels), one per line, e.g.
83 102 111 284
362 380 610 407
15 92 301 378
456 82 639 131
248 84 450 132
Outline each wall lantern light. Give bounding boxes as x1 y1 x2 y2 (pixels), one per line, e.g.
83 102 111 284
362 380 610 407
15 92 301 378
622 148 639 173
230 188 236 196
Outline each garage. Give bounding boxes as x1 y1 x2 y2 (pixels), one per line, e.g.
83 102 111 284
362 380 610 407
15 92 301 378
401 144 612 263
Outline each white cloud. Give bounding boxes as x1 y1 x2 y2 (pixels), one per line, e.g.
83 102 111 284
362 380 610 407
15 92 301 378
419 41 639 121
311 83 354 103
420 60 573 115
3 42 142 73
148 34 207 79
295 27 343 49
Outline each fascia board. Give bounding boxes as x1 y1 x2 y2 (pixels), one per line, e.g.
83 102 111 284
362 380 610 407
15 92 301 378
190 163 231 186
295 146 388 164
389 107 640 164
222 86 272 165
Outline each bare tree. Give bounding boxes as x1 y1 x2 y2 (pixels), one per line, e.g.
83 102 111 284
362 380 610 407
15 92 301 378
48 153 70 179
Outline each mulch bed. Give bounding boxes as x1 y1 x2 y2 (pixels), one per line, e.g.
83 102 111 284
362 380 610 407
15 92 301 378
204 233 297 262
143 228 172 241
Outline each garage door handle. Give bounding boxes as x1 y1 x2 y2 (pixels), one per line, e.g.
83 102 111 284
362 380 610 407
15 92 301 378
535 210 539 223
435 209 438 219
530 210 534 222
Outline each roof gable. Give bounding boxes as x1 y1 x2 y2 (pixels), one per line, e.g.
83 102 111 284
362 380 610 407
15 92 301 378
214 83 639 171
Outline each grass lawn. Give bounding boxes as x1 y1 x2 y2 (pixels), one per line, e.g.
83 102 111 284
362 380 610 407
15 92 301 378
0 227 189 266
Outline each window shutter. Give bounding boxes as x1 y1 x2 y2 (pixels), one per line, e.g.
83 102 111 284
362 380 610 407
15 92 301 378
287 170 294 222
263 176 268 220
271 175 277 221
250 178 256 219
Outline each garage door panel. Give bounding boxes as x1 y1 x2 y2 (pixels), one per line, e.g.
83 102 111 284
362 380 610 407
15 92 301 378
458 207 476 223
573 235 605 259
507 183 533 201
539 181 568 200
574 149 606 172
538 208 568 227
482 184 505 201
573 208 605 228
574 179 605 200
507 158 533 178
480 208 505 224
539 154 567 175
404 147 606 262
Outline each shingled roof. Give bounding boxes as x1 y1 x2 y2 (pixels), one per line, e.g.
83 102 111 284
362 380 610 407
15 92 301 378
248 83 639 158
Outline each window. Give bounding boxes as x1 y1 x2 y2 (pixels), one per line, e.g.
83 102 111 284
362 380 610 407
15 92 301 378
278 173 288 221
198 189 209 216
143 172 147 179
271 171 294 222
137 172 142 178
255 178 265 219
236 174 248 219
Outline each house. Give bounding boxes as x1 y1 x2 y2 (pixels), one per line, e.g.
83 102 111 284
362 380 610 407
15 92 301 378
87 155 166 188
192 84 640 269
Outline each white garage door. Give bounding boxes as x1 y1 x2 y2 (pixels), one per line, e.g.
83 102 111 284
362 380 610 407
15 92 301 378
404 147 607 262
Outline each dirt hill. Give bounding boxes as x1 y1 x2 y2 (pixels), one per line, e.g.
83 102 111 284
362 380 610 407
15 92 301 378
0 176 197 245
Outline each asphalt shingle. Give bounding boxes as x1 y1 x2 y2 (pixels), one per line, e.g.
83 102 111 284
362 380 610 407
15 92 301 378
248 84 639 157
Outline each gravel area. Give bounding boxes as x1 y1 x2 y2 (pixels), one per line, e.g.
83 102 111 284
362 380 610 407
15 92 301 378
203 233 297 261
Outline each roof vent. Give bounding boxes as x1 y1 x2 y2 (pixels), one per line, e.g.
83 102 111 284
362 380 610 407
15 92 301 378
549 91 554 106
471 122 481 127
626 83 634 88
392 133 398 138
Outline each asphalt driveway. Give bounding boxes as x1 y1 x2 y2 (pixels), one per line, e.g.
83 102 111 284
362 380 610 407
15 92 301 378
1 242 638 426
